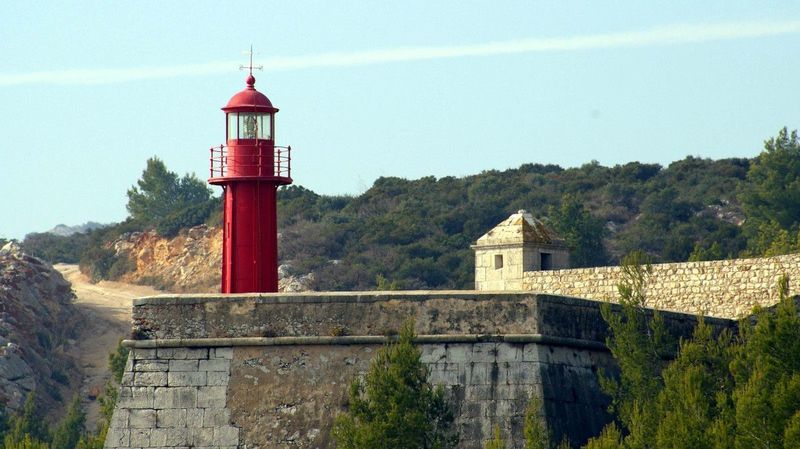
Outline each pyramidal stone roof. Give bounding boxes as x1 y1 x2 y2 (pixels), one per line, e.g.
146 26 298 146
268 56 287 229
475 210 567 247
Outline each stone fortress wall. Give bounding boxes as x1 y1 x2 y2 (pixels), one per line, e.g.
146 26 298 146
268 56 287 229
104 292 728 449
474 210 799 319
521 253 800 319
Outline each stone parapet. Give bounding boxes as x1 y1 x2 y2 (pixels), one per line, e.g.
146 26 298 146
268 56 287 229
522 253 800 319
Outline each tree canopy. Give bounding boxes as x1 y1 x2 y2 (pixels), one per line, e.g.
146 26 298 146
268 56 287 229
584 270 800 449
739 128 800 255
126 156 214 236
333 321 457 449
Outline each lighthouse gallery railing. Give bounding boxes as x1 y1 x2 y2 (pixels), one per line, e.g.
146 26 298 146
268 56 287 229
209 145 291 179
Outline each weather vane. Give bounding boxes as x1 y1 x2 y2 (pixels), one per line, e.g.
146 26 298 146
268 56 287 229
239 45 263 75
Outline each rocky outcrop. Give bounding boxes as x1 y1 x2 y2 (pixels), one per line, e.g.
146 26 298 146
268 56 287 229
114 226 222 293
113 226 313 293
0 242 81 413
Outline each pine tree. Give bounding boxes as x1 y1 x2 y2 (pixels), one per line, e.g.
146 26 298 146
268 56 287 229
5 394 49 446
332 321 457 449
582 423 623 449
729 275 800 448
3 434 49 449
739 128 800 255
597 251 671 449
126 157 212 230
51 396 86 449
653 319 734 449
548 194 608 268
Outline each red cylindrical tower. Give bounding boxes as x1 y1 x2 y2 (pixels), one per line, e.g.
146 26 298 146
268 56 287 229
209 74 292 293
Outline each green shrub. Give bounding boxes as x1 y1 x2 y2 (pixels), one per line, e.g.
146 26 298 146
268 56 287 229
156 198 218 238
108 340 130 383
78 247 117 282
333 321 458 449
21 232 90 264
50 370 69 386
107 253 135 281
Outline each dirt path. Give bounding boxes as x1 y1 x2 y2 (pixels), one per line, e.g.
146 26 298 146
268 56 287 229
54 264 164 430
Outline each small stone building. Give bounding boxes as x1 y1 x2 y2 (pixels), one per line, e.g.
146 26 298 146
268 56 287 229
472 210 569 290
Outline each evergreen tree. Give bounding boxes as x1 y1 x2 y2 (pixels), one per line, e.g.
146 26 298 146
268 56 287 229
5 394 49 446
548 194 608 268
3 434 49 449
688 241 724 262
74 425 106 449
728 275 800 448
332 321 457 449
597 251 671 449
51 396 86 449
583 273 800 448
653 319 734 449
108 341 129 384
126 157 212 232
739 128 800 255
582 423 623 449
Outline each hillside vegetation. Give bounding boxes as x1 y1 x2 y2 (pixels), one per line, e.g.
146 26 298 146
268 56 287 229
21 128 800 291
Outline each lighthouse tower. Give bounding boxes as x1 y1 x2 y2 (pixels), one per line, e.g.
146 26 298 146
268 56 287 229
209 72 292 293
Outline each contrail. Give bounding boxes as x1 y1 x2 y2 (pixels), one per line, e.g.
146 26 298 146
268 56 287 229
2 20 799 86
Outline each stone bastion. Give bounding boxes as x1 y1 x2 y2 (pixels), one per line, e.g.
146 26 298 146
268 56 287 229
104 291 733 449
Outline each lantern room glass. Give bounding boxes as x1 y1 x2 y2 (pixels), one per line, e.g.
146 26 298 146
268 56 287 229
226 112 272 140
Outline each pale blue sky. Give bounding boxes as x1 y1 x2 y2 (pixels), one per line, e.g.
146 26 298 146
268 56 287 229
1 1 800 240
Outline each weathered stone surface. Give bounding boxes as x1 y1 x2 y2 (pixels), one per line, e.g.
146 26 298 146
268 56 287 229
473 211 570 291
213 347 233 359
167 372 206 387
110 293 735 449
168 360 198 372
199 358 229 372
129 409 157 429
153 387 197 409
133 293 559 340
135 372 167 387
107 337 237 449
156 409 186 428
132 292 718 345
520 253 800 319
134 361 169 372
197 386 226 408
118 387 154 409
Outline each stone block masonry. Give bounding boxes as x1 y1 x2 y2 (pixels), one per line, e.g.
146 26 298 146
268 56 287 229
106 292 733 449
523 253 800 319
106 347 239 449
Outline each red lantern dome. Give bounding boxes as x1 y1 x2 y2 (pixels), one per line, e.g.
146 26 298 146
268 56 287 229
223 75 277 113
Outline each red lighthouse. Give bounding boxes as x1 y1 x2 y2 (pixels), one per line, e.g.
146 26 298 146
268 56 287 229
209 73 292 293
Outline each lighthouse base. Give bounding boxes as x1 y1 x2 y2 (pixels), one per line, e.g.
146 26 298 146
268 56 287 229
221 182 279 293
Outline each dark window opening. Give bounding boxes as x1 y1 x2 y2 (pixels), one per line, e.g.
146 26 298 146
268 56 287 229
540 252 553 270
494 254 503 269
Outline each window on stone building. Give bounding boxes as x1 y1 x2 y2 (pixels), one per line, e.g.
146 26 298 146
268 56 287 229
494 254 503 269
541 252 552 270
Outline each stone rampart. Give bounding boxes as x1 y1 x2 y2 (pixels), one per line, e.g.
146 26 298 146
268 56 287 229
105 292 732 449
522 253 800 318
